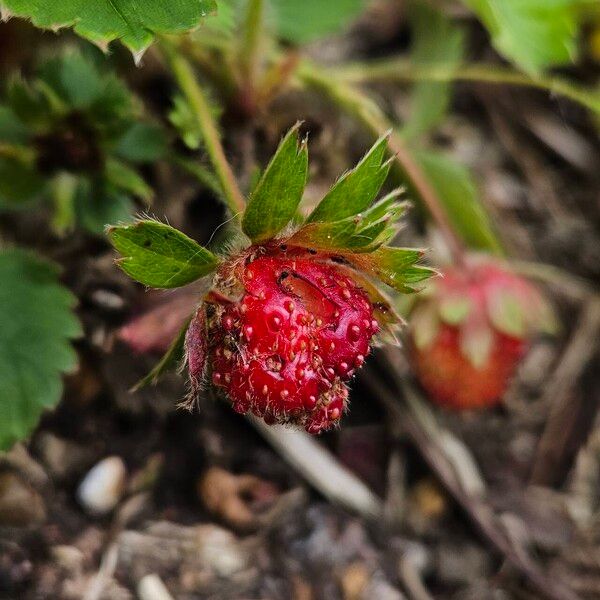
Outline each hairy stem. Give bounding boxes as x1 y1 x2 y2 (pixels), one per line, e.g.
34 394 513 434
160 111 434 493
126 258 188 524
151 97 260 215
335 59 600 115
298 61 469 265
238 0 266 88
160 40 246 218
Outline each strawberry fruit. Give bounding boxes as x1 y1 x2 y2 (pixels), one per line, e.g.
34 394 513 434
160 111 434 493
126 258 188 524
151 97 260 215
110 125 434 432
409 257 555 410
187 247 378 433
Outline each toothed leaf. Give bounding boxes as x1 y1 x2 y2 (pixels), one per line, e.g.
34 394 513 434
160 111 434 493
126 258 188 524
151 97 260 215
463 0 582 75
0 0 217 54
108 220 219 288
242 124 308 243
307 134 391 223
0 249 81 450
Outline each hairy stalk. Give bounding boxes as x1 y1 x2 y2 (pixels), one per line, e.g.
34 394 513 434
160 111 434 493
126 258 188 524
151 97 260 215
160 40 246 218
238 0 266 89
298 61 469 265
335 59 600 115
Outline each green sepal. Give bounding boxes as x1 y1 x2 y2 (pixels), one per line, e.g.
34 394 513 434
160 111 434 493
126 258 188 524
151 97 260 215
411 302 440 350
439 296 472 325
291 191 407 252
306 133 391 223
242 123 308 243
131 317 191 391
459 320 494 369
108 220 220 289
365 246 435 293
487 289 526 338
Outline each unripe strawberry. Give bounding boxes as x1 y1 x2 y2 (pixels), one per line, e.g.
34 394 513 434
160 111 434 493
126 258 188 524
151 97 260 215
186 245 378 433
409 257 555 410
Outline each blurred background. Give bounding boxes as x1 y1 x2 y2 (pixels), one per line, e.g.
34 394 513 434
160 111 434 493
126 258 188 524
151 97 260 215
0 1 599 598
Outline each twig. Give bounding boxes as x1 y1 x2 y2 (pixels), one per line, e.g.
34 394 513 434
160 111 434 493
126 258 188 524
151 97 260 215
248 415 383 519
361 367 581 600
160 40 246 218
530 299 600 486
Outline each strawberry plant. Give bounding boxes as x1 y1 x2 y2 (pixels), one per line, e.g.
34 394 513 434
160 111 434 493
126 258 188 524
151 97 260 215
0 0 594 447
109 127 434 432
0 49 166 234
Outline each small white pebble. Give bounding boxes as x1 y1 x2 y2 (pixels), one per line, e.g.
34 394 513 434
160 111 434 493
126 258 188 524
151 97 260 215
77 456 126 516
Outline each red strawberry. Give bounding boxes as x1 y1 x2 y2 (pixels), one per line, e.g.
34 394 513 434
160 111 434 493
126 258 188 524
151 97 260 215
186 244 378 433
409 257 555 410
111 129 433 434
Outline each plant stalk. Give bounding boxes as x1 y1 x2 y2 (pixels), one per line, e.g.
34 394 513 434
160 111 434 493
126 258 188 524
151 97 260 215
238 0 266 88
160 40 246 218
335 58 600 115
298 62 468 266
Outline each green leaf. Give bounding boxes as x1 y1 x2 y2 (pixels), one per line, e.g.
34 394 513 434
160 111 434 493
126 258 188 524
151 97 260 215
0 105 29 144
105 158 152 202
6 77 51 128
0 158 45 209
270 0 365 44
74 179 135 234
307 134 391 223
1 0 217 53
462 0 584 75
402 1 465 140
108 220 220 288
114 122 168 163
38 51 104 108
242 123 308 242
169 94 203 150
0 249 80 451
414 150 503 254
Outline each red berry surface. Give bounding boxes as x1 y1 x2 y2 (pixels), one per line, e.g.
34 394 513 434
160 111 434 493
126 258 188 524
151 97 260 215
410 259 549 410
412 324 526 409
187 246 378 433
